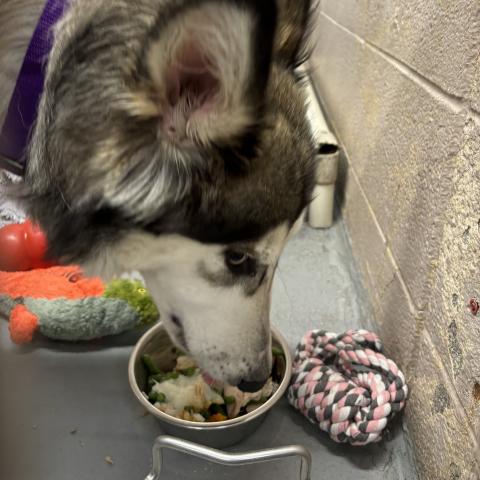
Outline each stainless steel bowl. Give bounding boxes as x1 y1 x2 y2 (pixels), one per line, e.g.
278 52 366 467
128 322 292 448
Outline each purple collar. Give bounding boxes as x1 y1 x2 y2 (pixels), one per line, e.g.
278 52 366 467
0 0 67 173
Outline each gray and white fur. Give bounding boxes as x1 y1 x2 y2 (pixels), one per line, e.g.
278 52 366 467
1 0 316 390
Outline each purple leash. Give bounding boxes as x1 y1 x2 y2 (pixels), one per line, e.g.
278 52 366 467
0 0 67 172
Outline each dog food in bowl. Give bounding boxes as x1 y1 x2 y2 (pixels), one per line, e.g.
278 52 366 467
142 348 286 423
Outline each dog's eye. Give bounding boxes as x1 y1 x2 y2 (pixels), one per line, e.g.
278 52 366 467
226 251 247 266
225 250 256 276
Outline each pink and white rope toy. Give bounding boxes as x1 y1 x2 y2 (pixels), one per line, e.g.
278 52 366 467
288 329 408 446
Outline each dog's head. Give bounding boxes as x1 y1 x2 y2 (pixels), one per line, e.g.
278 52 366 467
22 0 316 389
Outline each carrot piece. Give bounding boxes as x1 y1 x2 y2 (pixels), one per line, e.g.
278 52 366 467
208 413 228 422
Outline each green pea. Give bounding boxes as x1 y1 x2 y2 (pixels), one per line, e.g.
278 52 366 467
148 391 166 403
164 371 180 380
148 391 157 403
272 346 284 357
224 395 236 405
142 354 161 374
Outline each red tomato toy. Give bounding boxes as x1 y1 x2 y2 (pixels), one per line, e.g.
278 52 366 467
0 220 57 271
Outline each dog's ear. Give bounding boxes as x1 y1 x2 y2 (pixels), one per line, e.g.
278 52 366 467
274 0 313 68
143 0 277 147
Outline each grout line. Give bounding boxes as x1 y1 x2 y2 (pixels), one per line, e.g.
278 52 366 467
364 42 465 115
320 12 478 119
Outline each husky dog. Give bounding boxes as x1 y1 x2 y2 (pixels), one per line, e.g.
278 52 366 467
0 0 316 391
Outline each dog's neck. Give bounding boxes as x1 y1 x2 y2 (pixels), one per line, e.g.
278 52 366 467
0 0 66 172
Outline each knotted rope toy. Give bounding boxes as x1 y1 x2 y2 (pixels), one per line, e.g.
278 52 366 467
288 330 408 446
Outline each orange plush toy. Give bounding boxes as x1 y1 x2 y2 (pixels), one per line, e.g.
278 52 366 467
0 221 159 344
0 266 159 344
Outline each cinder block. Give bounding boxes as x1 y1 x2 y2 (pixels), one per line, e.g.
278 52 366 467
406 331 480 480
422 120 480 438
311 15 467 311
320 0 480 103
342 169 418 371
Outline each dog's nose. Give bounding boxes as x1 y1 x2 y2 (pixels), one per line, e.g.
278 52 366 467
237 378 268 393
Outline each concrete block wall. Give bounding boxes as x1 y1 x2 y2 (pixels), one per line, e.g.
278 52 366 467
309 2 480 479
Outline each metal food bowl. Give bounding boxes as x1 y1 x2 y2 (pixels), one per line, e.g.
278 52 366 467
128 322 292 448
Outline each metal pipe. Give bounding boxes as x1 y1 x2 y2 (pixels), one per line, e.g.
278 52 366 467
303 71 340 229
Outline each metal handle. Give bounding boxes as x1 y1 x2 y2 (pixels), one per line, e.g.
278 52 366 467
145 435 312 480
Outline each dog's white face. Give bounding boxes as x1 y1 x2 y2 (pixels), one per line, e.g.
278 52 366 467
84 216 303 387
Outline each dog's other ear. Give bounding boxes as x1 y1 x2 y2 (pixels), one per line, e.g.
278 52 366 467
274 0 313 68
144 0 277 147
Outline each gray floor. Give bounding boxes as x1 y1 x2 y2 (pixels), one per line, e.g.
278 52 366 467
0 220 418 480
